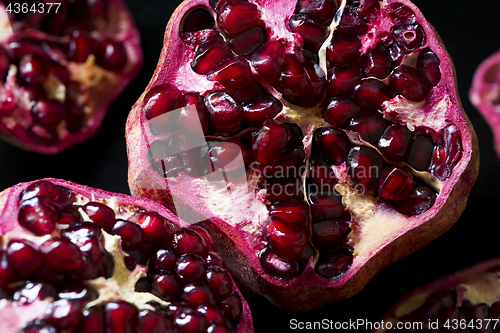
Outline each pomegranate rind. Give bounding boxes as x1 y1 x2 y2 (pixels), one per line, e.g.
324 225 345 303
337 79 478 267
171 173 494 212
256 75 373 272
0 178 254 333
371 257 500 333
126 0 479 310
0 0 143 154
470 50 500 159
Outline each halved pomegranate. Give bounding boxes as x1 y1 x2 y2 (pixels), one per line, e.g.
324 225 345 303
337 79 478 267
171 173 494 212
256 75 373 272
0 179 253 332
0 0 142 154
373 258 500 333
126 0 478 310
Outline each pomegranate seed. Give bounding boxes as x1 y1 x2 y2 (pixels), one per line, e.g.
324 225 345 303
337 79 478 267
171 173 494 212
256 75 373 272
188 225 218 252
250 40 286 84
378 166 414 201
259 247 300 279
74 305 104 333
25 85 45 101
217 1 260 35
441 124 462 167
180 284 215 307
13 282 56 304
31 99 65 127
270 146 306 178
130 211 175 243
142 84 183 122
68 31 94 62
251 120 290 168
295 0 338 24
378 124 412 161
390 65 431 101
312 219 350 251
40 238 84 271
387 2 416 24
308 190 345 221
313 127 350 165
407 135 434 171
58 284 97 303
393 185 436 215
56 206 83 225
19 53 49 85
182 8 216 32
19 321 57 333
18 197 57 235
0 251 16 287
151 248 177 272
0 47 10 80
337 6 367 36
95 38 127 71
274 54 309 99
417 48 441 86
243 94 282 127
208 141 248 170
207 323 232 333
21 180 59 202
137 309 171 333
287 124 304 145
296 59 326 107
170 228 208 257
263 216 307 260
232 82 266 103
206 252 227 269
296 243 314 266
112 220 144 247
206 57 254 91
0 86 15 112
70 254 100 279
220 291 243 322
7 240 41 276
308 156 337 188
348 112 389 145
388 42 405 64
64 104 86 133
45 299 84 330
327 64 361 96
197 306 225 324
174 309 206 333
97 250 115 278
26 124 59 145
351 78 395 109
176 253 206 281
362 44 393 79
326 35 361 67
62 221 102 240
229 26 266 57
124 250 145 270
151 272 181 301
263 178 304 202
191 39 233 75
178 92 209 134
82 201 116 231
391 22 426 52
289 14 329 52
206 266 233 299
322 97 361 128
104 301 139 333
315 251 353 279
347 146 383 195
204 91 244 130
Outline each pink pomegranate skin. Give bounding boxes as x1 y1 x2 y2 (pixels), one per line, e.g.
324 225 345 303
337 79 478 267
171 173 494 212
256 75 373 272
0 179 254 333
372 258 500 333
126 0 479 310
470 50 500 159
0 0 143 154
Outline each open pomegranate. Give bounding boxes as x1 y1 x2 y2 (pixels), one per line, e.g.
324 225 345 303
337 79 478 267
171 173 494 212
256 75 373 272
0 0 142 154
0 179 253 332
126 0 479 310
470 50 500 160
372 257 500 332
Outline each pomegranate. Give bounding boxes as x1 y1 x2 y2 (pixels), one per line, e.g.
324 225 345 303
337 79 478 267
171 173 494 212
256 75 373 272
470 50 500 159
0 179 253 332
372 258 500 333
0 0 142 154
126 0 479 310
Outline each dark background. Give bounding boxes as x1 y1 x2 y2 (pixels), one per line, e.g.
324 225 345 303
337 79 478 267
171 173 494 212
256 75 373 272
0 0 497 331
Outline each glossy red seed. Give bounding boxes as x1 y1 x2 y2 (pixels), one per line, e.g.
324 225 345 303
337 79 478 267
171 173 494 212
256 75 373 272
417 48 441 86
263 216 307 260
207 323 231 333
388 3 416 24
326 35 361 67
58 284 97 303
232 82 266 104
182 8 216 32
137 309 171 333
31 99 65 127
337 6 367 36
407 135 434 171
296 59 326 107
251 120 290 168
274 54 309 99
95 38 127 71
378 166 414 201
176 253 206 281
391 22 426 52
206 266 233 299
322 97 361 128
68 31 94 62
181 284 215 307
308 156 337 188
263 178 304 202
220 291 243 322
229 26 266 57
65 104 86 133
21 180 59 202
315 251 352 279
243 94 282 127
19 322 57 333
351 79 395 109
105 301 139 333
327 64 361 96
289 14 329 52
378 124 412 161
189 225 218 252
393 185 436 215
250 40 286 84
308 191 344 221
206 252 227 269
18 197 57 235
312 219 350 251
296 0 338 24
218 1 260 35
178 92 209 134
152 248 177 272
56 206 83 225
26 124 59 145
0 47 10 80
62 221 102 240
191 39 233 75
175 309 206 333
313 127 350 165
208 141 248 171
0 251 16 287
40 238 83 271
362 44 393 79
142 84 183 122
82 202 115 231
270 147 306 178
45 299 84 330
19 53 49 85
348 113 389 145
259 247 300 280
170 228 208 257
209 59 254 92
151 273 180 301
390 65 431 101
442 124 462 168
347 146 383 195
7 240 41 276
112 220 144 247
205 91 244 130
131 211 175 243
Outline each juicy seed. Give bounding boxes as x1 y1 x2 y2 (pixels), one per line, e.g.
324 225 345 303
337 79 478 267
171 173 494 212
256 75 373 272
95 38 127 71
407 135 434 171
417 48 441 86
362 44 393 79
104 301 139 333
296 60 326 107
315 251 352 280
40 238 84 271
206 57 254 91
82 202 116 232
217 1 260 35
347 146 384 195
289 14 329 52
390 65 431 101
393 185 436 215
337 6 367 36
206 266 233 299
259 247 301 280
19 54 49 85
296 0 338 24
181 8 216 32
57 206 83 225
391 22 427 52
326 35 361 67
378 166 414 201
191 39 233 75
205 91 244 130
175 253 206 281
263 216 307 260
348 113 389 145
68 32 95 63
219 291 243 322
229 26 266 57
388 3 416 24
180 284 215 307
129 211 175 243
313 127 350 165
251 120 290 168
19 321 57 333
174 309 206 333
308 191 345 221
142 84 182 122
151 273 181 301
351 78 395 109
26 124 59 146
242 94 282 127
322 97 361 128
7 240 42 276
31 99 65 127
112 220 144 247
179 92 209 134
327 64 361 96
44 299 84 330
378 124 413 161
312 219 350 251
250 40 286 84
18 197 57 236
21 180 59 202
170 228 208 257
274 54 309 99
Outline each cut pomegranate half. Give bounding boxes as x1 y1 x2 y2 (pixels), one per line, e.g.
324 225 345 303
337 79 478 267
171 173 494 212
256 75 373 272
0 0 142 154
126 0 478 310
0 179 253 332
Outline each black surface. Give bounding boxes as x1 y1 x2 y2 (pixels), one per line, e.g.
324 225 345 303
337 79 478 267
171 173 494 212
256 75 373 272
0 0 498 331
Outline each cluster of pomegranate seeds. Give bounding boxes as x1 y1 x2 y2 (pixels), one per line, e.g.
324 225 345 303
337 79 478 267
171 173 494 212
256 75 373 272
137 0 466 283
1 180 246 332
